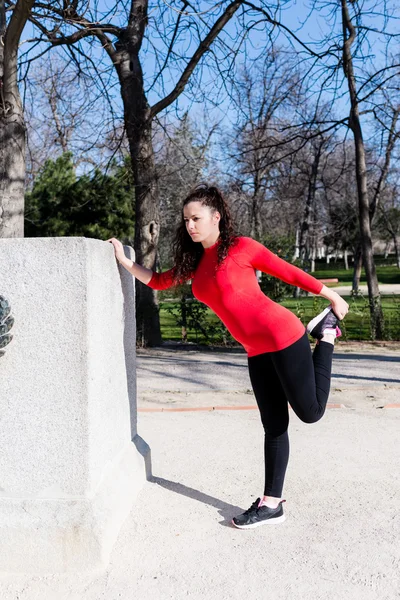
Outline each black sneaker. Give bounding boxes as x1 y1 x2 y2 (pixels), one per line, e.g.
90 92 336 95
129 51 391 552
231 498 286 529
306 305 340 340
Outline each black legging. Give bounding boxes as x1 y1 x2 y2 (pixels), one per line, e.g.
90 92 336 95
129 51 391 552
247 331 334 497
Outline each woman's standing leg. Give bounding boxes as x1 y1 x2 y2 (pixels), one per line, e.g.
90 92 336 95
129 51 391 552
231 354 290 528
247 352 290 505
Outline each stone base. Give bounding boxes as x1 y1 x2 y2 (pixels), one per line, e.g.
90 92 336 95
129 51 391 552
0 237 151 573
0 438 151 573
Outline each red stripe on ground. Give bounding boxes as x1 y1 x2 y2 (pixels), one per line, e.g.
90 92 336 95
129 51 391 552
383 404 400 408
138 403 347 413
138 406 258 413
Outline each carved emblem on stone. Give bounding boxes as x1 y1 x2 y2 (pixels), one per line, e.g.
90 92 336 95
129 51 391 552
0 295 14 357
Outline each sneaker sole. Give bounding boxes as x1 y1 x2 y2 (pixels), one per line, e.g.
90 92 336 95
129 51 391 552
306 305 332 335
231 514 286 529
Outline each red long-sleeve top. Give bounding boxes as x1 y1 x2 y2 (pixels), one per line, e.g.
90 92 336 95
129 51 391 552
147 236 323 356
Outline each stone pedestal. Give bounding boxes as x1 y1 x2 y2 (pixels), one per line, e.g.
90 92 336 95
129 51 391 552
0 237 151 573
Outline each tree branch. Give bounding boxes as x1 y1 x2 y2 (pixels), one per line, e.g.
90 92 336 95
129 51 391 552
150 0 242 118
241 0 330 59
3 0 35 91
27 14 119 66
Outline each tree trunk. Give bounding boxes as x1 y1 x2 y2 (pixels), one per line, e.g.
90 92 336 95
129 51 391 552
250 184 263 240
129 121 163 348
254 203 263 240
117 39 163 347
352 244 362 293
344 248 349 270
0 108 25 238
132 132 163 348
341 0 384 339
110 0 241 346
392 234 400 269
293 226 300 261
0 0 35 238
352 118 384 337
293 226 301 297
384 240 390 259
310 246 316 272
294 144 322 297
298 144 322 265
352 98 399 294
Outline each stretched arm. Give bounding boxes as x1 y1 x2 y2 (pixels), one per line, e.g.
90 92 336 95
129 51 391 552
247 238 323 295
119 257 154 285
146 265 193 290
246 238 349 319
107 237 193 290
119 258 192 290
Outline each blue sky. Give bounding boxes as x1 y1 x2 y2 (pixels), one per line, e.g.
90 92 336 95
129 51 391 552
138 0 399 178
143 1 336 122
18 0 399 171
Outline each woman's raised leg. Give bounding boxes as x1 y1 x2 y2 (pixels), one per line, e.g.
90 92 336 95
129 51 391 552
271 331 335 424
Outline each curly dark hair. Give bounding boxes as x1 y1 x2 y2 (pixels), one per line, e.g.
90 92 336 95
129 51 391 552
171 183 240 285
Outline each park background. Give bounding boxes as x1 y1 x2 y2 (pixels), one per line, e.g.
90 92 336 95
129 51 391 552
2 0 400 345
1 4 400 597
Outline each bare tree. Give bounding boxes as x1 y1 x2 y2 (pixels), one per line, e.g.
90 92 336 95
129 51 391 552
242 0 399 337
319 138 359 265
0 0 35 237
4 0 398 342
295 132 331 268
9 0 302 346
154 110 216 268
223 50 303 239
344 88 400 294
377 185 400 268
24 56 117 186
225 61 338 286
341 0 397 338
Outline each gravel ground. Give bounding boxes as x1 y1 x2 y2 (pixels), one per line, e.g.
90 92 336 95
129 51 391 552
1 343 399 600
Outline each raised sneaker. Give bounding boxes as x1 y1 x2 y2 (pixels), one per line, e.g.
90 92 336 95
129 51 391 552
306 305 340 340
231 497 286 529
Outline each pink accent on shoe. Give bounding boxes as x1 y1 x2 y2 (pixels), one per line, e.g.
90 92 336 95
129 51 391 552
322 327 336 335
258 498 287 508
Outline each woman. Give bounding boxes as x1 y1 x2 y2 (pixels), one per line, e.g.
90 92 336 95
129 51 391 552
107 183 349 530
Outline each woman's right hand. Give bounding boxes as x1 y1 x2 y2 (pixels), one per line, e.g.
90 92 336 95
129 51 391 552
106 238 126 263
330 293 349 321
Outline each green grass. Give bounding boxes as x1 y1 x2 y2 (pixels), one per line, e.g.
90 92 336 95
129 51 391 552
281 296 400 341
159 294 400 345
313 265 400 284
